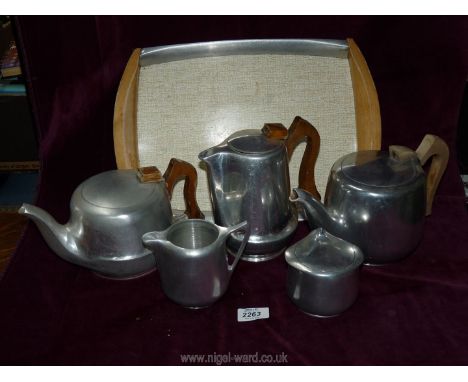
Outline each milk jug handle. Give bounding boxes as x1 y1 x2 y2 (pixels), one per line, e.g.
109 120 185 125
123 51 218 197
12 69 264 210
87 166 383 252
415 134 449 216
163 158 205 219
223 221 250 272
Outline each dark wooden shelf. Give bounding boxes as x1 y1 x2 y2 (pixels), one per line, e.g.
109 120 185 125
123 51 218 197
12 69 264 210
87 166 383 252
0 211 27 274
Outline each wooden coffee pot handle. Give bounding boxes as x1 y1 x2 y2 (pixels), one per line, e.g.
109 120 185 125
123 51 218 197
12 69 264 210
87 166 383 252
263 116 321 200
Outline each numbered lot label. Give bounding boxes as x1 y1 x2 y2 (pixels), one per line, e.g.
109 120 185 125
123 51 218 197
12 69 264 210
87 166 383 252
237 307 270 322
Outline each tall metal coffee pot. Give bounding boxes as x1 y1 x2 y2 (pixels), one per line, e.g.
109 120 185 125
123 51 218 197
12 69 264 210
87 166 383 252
199 116 320 262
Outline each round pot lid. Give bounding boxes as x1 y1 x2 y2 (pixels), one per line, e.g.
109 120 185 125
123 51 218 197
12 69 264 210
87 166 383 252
286 228 363 276
81 170 159 209
299 246 358 275
340 150 420 188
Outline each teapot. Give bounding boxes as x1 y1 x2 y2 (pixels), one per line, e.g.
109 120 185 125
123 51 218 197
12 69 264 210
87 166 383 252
291 134 449 265
199 116 320 262
19 159 203 278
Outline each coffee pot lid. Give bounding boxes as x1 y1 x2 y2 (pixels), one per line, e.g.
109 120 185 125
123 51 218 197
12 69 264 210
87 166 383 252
80 168 162 209
227 130 283 155
340 150 420 188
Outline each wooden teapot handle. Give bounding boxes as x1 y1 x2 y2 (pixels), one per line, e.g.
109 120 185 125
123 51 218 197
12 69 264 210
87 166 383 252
415 134 449 216
285 117 321 200
163 158 204 219
262 117 321 200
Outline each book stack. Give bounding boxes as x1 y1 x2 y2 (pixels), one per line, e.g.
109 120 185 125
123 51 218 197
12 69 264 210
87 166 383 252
0 35 25 96
0 40 21 78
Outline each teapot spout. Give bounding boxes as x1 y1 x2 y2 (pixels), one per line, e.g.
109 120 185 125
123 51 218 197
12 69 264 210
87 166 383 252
290 188 339 235
18 203 86 266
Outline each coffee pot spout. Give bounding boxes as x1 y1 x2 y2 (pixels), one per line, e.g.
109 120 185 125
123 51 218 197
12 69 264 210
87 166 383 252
198 145 229 167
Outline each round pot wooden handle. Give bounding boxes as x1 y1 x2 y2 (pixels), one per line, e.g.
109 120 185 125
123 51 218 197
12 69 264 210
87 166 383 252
285 116 321 200
415 134 449 216
163 158 204 219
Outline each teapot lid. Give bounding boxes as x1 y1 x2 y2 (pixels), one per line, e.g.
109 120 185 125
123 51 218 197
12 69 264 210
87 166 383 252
81 169 161 209
340 150 420 188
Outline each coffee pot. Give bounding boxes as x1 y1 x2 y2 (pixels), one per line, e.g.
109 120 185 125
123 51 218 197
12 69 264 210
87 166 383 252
198 116 320 262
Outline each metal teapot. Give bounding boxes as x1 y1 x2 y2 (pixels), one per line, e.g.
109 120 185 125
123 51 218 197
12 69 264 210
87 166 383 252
19 159 203 278
198 116 320 262
291 134 449 265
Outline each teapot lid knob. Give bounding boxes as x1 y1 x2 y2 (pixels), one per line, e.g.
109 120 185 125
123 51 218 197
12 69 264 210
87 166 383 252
137 166 163 183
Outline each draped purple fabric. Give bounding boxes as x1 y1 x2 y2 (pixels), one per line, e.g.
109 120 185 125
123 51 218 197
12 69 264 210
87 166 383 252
1 16 467 365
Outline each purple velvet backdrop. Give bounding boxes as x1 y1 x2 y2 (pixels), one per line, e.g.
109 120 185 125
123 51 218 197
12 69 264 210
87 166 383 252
1 16 467 365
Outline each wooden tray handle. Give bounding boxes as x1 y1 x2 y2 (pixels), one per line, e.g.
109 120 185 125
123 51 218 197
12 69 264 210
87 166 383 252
285 116 321 200
415 134 449 216
163 158 204 219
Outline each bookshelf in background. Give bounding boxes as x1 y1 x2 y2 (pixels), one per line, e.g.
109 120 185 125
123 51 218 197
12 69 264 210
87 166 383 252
0 19 26 98
0 16 21 78
0 16 38 170
0 16 39 274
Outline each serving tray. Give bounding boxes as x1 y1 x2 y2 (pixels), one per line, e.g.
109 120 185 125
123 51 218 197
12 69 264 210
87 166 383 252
114 39 381 216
